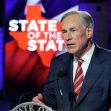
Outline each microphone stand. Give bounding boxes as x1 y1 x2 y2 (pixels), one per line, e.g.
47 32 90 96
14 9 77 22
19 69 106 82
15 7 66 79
56 70 67 111
57 78 64 111
69 92 77 111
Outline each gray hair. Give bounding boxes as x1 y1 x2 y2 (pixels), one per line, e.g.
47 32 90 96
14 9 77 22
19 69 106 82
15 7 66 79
61 11 94 29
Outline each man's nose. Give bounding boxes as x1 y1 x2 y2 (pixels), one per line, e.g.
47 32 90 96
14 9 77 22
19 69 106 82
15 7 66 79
66 32 72 41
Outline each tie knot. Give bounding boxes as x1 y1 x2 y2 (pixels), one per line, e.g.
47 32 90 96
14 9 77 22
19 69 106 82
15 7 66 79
78 59 83 66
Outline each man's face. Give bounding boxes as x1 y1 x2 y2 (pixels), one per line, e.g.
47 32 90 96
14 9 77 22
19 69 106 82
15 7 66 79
61 14 93 56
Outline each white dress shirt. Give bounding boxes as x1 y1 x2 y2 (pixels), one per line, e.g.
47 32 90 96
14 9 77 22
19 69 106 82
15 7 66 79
73 44 95 82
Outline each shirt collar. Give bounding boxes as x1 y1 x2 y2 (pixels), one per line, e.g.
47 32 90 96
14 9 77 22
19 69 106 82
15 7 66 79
74 43 95 64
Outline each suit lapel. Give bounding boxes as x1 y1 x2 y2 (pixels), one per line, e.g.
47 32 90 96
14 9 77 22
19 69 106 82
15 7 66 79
75 46 106 107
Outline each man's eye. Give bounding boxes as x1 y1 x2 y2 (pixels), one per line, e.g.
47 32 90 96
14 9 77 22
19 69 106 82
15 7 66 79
62 30 67 33
71 29 76 32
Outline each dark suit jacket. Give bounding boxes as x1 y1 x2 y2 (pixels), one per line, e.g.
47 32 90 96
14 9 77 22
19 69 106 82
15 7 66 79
43 45 111 111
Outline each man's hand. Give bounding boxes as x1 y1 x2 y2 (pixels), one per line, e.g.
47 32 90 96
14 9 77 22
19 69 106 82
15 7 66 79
32 93 44 104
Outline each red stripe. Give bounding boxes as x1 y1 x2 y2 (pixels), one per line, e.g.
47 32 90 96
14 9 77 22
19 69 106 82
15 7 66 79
74 68 83 80
74 59 84 96
74 76 84 89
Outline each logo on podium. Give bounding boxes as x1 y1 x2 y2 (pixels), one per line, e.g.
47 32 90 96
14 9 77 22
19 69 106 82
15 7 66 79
10 102 53 111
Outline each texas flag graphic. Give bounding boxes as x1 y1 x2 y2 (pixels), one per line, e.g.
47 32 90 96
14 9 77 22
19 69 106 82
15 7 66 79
5 0 78 91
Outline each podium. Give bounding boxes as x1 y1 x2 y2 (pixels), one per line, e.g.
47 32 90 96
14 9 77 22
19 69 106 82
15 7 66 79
10 101 53 111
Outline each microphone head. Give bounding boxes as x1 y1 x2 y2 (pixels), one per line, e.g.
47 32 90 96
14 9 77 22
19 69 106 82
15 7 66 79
57 63 68 78
57 70 67 78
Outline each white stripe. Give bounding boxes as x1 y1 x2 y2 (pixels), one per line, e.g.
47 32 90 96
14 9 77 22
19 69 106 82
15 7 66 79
76 67 82 73
74 73 83 85
74 81 83 92
25 0 46 14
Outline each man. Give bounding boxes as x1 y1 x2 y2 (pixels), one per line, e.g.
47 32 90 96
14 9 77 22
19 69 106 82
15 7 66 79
33 11 111 111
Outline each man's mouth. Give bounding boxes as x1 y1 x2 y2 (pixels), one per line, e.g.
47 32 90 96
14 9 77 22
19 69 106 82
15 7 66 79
66 43 75 48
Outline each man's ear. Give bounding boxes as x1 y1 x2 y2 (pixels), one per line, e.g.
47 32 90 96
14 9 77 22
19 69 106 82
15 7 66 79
86 27 93 39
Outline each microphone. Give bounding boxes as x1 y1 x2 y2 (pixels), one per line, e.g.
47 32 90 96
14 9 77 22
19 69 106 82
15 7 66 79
69 92 77 102
56 71 65 111
57 70 67 78
68 92 77 111
41 69 66 111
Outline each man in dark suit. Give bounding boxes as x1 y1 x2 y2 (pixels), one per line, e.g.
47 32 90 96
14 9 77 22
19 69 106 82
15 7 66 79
33 11 111 111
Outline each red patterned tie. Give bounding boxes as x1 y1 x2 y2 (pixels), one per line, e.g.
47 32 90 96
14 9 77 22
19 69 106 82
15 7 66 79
74 59 84 98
